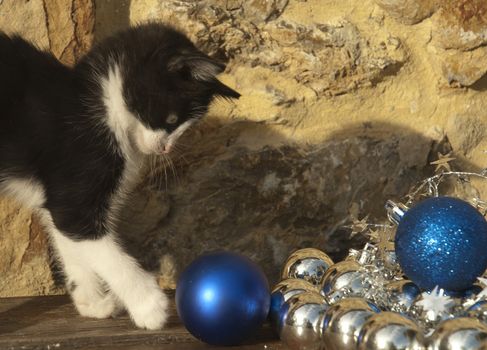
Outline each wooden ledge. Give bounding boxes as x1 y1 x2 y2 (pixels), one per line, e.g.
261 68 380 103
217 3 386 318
0 292 282 350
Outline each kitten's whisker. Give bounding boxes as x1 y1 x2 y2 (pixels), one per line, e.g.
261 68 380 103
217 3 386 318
158 156 164 191
160 157 168 192
165 154 180 186
152 155 163 190
172 142 190 148
170 146 191 163
169 158 181 186
159 155 169 192
164 157 170 192
171 142 192 150
149 156 155 187
171 144 189 154
152 156 160 189
170 147 190 165
147 155 153 185
178 154 190 166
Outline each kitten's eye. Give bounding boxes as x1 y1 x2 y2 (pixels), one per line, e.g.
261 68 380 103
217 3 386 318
166 114 178 124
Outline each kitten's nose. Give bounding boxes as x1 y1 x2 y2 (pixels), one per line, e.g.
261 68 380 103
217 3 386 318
159 144 171 154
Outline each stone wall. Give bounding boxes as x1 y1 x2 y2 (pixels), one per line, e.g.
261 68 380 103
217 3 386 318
1 0 486 296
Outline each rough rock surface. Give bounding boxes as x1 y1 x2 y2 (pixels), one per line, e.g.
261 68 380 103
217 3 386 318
446 115 487 156
428 0 487 87
375 0 438 25
1 0 487 295
132 0 407 97
43 0 95 65
432 0 487 51
0 196 57 296
0 0 50 48
436 46 487 87
376 0 487 86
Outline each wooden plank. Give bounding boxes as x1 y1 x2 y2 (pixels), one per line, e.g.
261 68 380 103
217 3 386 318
0 292 283 350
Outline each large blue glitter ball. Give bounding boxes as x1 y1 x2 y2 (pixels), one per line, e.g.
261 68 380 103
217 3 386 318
395 196 487 291
176 251 271 346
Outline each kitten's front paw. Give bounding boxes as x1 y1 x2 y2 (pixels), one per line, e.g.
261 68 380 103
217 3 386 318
75 292 123 319
129 289 168 330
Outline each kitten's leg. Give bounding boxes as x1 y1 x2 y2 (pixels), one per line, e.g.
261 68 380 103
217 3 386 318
86 234 168 330
49 228 123 319
63 263 123 319
51 228 167 329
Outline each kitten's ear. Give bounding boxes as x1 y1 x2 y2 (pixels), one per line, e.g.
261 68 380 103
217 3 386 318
169 54 240 99
210 79 241 99
168 55 225 81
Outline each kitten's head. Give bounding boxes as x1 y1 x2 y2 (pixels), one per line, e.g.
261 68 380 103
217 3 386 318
85 23 240 155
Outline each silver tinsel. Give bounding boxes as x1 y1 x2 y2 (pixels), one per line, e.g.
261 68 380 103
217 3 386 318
275 167 487 349
341 225 487 335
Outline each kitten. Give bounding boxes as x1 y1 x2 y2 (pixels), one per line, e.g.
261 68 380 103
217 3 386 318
0 23 239 329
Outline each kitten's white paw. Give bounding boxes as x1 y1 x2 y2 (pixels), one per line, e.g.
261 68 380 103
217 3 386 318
74 292 122 319
129 288 168 330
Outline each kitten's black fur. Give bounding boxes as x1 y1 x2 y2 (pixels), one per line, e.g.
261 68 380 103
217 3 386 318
0 23 239 240
0 23 239 329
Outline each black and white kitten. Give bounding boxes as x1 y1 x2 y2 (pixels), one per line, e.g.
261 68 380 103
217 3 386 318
0 23 239 329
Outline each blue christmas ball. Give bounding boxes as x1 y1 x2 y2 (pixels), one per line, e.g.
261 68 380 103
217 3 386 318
395 196 487 291
462 284 483 299
176 251 271 346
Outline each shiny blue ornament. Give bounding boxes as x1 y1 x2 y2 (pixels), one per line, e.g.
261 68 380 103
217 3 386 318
395 196 487 291
442 284 482 298
462 285 483 299
176 251 271 346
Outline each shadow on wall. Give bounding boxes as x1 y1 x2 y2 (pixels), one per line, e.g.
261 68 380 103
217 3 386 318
94 0 131 43
471 73 487 92
87 1 483 285
116 117 482 287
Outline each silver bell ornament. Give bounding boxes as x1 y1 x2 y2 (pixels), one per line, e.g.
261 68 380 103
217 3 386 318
386 280 421 313
357 312 426 350
321 297 379 350
280 291 328 350
428 317 487 350
381 249 401 272
282 248 334 286
270 278 317 329
321 260 366 303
